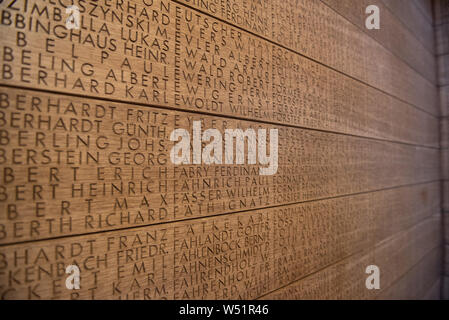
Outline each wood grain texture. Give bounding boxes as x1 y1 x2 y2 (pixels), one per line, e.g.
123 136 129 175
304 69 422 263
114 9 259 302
0 87 440 244
0 0 443 300
177 0 438 114
378 246 442 300
382 0 435 51
443 212 449 243
0 185 439 299
0 1 439 142
259 217 441 299
322 0 436 84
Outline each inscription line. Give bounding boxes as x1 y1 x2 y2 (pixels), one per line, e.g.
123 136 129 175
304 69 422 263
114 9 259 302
0 179 439 248
0 83 439 150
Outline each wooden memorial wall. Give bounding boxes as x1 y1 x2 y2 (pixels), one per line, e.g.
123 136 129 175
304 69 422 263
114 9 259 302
0 0 446 299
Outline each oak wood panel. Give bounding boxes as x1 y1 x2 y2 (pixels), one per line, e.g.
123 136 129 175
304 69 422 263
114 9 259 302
0 1 440 145
259 217 441 299
0 184 439 299
0 87 440 244
322 0 436 84
177 0 438 114
413 0 434 23
0 0 442 300
382 0 435 51
376 246 441 299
